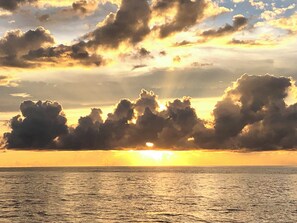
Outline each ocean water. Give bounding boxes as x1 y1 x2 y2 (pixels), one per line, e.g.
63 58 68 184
0 167 297 223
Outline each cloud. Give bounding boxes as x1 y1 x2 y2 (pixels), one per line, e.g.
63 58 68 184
124 47 153 60
37 14 50 22
23 41 105 67
84 0 151 48
201 14 248 39
10 93 31 98
72 0 99 17
4 100 68 149
3 74 297 151
134 89 159 115
0 27 54 67
0 75 18 87
268 12 297 34
0 0 37 11
154 0 207 38
228 38 261 46
57 100 134 149
194 74 297 150
132 64 147 71
249 0 266 10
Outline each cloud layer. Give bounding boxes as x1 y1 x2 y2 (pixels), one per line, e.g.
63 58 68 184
3 74 297 151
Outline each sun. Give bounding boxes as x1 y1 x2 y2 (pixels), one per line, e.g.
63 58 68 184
145 142 154 147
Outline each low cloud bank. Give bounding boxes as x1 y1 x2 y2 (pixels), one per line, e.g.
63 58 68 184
3 74 297 151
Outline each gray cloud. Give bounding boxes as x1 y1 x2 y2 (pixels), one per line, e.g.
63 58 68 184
4 100 68 149
132 64 147 70
201 14 248 38
134 90 159 115
84 0 151 48
37 14 50 22
229 38 261 46
0 0 36 11
0 27 54 67
72 0 99 17
194 74 297 150
23 41 105 67
154 0 207 38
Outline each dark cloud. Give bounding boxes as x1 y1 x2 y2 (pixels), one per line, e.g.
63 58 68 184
4 100 68 149
157 97 202 147
37 14 50 22
57 99 134 150
3 74 297 151
0 27 54 67
125 47 153 60
137 48 152 58
132 64 147 71
23 41 105 67
84 0 151 48
201 14 248 38
194 74 297 150
154 0 207 38
229 38 261 46
174 40 194 47
134 90 159 115
70 41 105 66
159 51 166 56
0 0 36 11
72 0 99 17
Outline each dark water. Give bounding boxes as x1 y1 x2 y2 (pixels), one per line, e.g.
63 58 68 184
1 166 297 223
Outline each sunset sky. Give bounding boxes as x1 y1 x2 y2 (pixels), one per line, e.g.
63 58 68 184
0 0 296 166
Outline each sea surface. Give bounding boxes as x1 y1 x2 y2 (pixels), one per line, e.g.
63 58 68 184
0 166 297 223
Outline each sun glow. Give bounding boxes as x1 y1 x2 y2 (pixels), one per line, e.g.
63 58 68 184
145 142 154 148
139 150 174 161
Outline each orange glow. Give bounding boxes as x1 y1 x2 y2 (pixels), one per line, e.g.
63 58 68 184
1 150 297 167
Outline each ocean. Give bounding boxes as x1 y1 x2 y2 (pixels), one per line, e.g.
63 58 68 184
0 166 297 223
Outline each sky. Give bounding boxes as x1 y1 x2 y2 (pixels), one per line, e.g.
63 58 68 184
0 0 296 166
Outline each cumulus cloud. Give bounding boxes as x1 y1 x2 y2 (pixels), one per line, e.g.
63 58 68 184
194 74 297 150
134 90 159 115
4 100 68 149
72 0 99 17
0 0 37 11
201 14 248 39
268 12 297 34
154 0 207 38
0 27 54 67
3 74 297 151
84 0 151 48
